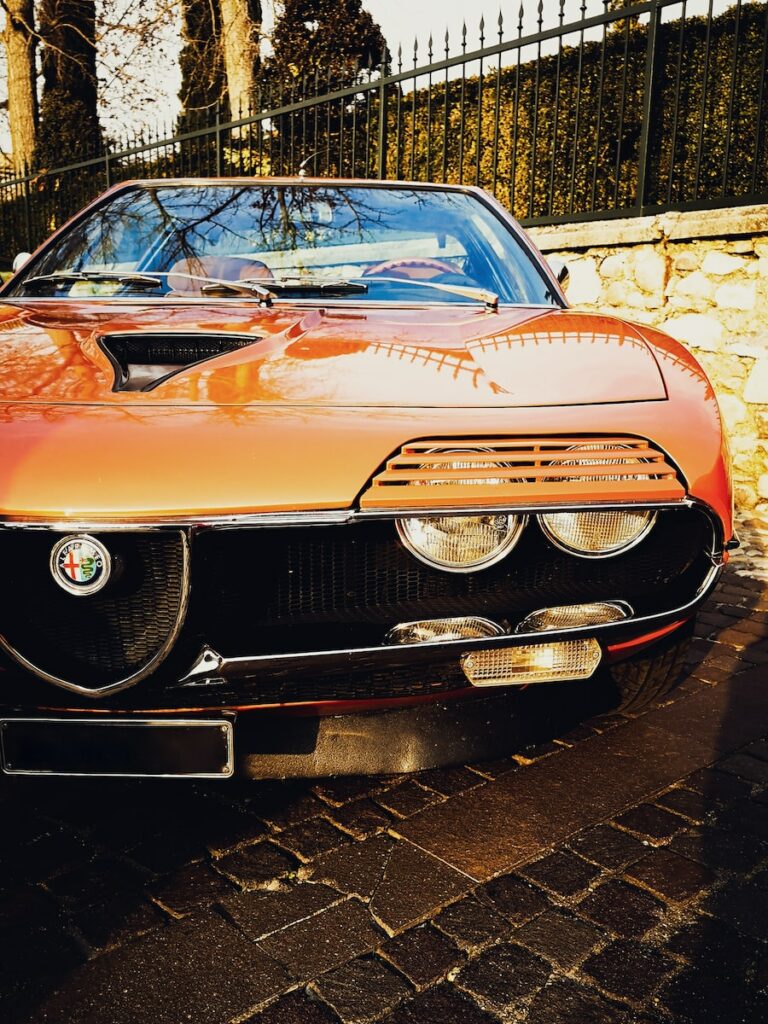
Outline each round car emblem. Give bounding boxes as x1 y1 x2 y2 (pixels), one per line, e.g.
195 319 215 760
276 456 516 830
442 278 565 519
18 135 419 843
50 535 111 596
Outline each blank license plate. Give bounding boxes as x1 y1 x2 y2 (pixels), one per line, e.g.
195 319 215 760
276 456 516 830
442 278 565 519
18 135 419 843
0 718 234 778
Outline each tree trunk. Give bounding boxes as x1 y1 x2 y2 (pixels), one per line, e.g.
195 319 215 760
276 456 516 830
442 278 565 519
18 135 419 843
218 0 261 119
1 0 37 170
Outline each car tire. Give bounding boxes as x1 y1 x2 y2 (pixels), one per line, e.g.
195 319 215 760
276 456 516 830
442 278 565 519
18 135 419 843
608 618 695 713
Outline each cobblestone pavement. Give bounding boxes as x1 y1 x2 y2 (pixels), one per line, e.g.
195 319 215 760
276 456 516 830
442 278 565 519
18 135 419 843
1 551 767 1024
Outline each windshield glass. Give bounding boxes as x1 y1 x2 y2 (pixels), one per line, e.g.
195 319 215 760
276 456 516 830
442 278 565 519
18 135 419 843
8 183 555 305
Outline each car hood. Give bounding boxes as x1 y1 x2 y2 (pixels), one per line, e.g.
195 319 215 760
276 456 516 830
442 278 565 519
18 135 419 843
0 301 666 408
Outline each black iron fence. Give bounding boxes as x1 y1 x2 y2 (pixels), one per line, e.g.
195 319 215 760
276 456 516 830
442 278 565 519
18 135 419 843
1 0 767 256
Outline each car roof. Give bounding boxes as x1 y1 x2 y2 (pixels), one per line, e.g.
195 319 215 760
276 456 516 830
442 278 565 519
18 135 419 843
103 177 480 193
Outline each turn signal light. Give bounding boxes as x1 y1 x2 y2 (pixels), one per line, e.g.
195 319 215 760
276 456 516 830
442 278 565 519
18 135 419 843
461 639 602 686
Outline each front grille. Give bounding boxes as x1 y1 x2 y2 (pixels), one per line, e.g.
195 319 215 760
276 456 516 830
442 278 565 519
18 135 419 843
0 506 712 706
0 531 187 688
189 506 709 658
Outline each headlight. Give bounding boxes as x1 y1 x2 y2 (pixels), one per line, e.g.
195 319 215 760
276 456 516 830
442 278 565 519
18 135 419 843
395 446 526 572
538 441 657 558
397 512 526 571
539 508 656 557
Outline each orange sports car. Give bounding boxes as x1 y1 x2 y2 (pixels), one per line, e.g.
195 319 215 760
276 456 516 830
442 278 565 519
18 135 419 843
0 179 733 779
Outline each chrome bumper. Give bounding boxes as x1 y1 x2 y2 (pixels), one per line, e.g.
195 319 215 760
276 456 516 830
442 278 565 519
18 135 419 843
176 561 722 689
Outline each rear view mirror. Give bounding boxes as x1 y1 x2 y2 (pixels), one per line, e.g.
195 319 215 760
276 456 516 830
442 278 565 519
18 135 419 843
13 252 32 273
547 257 570 291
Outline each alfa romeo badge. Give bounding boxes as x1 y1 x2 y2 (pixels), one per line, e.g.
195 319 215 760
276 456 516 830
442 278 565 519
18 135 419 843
50 535 111 596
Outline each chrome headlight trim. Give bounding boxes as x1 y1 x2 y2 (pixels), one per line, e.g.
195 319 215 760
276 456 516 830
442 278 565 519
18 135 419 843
538 508 658 559
396 512 528 573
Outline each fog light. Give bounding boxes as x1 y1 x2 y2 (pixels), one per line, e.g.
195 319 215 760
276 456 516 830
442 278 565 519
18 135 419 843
461 639 602 686
386 616 505 645
515 601 632 633
539 509 656 558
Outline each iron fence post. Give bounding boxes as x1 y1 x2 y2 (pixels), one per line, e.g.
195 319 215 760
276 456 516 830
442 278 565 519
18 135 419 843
23 166 32 252
104 151 112 189
377 78 388 179
215 101 223 176
636 0 661 213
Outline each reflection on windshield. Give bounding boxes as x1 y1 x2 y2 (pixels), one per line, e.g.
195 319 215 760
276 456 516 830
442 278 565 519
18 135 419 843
10 185 555 306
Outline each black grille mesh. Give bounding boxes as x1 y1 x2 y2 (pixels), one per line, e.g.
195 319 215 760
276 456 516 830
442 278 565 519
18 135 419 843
190 508 709 657
0 531 186 688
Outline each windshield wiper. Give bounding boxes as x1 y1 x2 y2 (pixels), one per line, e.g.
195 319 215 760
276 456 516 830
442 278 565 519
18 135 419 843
166 272 275 304
365 275 499 310
23 271 163 291
252 277 369 297
198 275 368 303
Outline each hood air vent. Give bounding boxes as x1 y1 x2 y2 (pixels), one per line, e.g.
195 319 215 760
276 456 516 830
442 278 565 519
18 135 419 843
100 333 262 392
361 436 686 509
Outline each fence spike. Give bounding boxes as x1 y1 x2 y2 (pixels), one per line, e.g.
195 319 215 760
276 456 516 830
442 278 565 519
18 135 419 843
518 4 524 36
413 37 418 67
537 0 544 31
462 21 467 52
444 27 450 58
397 43 402 73
428 34 433 62
559 0 565 25
498 9 504 42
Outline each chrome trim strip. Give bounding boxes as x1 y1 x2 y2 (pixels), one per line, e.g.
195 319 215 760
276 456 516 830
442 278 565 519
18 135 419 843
178 561 722 685
0 717 234 778
0 511 354 531
0 530 192 697
0 499 690 532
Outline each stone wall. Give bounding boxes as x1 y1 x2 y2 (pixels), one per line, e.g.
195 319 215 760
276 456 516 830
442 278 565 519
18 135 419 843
529 206 768 538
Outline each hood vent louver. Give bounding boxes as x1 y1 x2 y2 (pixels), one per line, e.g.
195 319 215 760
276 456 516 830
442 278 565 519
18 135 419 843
100 332 262 392
361 436 686 509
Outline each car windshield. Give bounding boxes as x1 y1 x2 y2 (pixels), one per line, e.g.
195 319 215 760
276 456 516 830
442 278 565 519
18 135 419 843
7 183 556 305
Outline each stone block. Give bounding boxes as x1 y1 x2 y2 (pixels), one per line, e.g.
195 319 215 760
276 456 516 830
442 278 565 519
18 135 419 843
670 271 714 303
600 252 630 279
745 360 768 403
727 240 755 254
718 393 748 427
702 251 747 275
663 313 722 351
528 215 661 252
673 251 699 272
731 337 768 359
633 248 667 294
758 475 768 500
754 238 768 258
564 257 601 305
665 205 768 241
715 282 756 310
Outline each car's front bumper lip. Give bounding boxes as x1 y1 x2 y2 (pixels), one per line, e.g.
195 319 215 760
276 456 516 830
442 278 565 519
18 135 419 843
176 561 722 689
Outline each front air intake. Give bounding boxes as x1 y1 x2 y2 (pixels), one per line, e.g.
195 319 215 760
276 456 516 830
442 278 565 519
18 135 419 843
360 436 685 509
0 530 189 696
100 332 261 391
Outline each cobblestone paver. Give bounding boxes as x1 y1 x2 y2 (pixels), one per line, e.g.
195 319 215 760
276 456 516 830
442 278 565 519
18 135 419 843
1 545 766 1024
